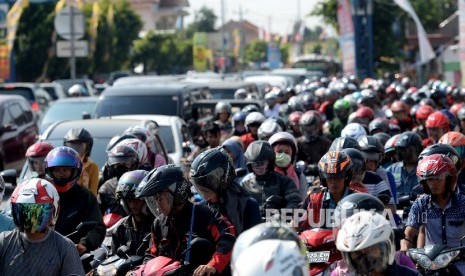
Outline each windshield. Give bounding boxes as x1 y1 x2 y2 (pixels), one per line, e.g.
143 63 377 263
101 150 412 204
158 125 175 153
0 88 34 101
210 88 236 99
95 95 179 117
41 101 97 125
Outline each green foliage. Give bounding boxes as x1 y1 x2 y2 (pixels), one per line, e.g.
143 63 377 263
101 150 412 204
185 6 217 38
131 32 192 74
244 40 267 64
280 44 290 64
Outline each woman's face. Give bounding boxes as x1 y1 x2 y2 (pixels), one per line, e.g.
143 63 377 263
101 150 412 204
196 185 219 204
273 144 292 156
155 191 173 216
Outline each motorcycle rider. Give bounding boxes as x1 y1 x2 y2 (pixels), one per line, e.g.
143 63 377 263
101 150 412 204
214 101 233 140
112 170 153 256
241 111 265 150
241 140 301 213
135 165 236 276
98 145 140 217
423 111 450 147
336 211 418 275
0 178 85 276
45 146 106 255
403 154 465 275
124 125 167 169
231 222 309 276
190 147 261 234
299 151 357 230
297 111 332 166
64 128 99 196
25 141 54 179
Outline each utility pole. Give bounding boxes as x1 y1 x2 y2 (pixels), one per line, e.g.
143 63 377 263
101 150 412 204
70 5 76 81
220 0 226 75
239 5 245 72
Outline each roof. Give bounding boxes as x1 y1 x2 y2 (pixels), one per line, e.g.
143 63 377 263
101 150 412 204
0 82 38 88
112 75 185 87
101 83 208 97
158 0 188 8
0 94 28 103
109 114 180 126
188 81 254 89
52 97 99 104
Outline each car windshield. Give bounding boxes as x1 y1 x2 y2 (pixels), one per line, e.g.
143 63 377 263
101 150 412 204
0 88 34 101
95 95 179 117
210 88 236 99
41 86 59 100
41 101 97 125
158 125 175 153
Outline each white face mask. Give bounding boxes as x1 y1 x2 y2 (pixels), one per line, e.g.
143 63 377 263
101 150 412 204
275 152 291 168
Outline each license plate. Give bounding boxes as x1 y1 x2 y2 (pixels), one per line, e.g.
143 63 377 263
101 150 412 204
307 251 330 263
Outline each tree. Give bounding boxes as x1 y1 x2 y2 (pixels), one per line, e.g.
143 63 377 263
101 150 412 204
244 40 267 65
185 7 217 38
131 32 192 74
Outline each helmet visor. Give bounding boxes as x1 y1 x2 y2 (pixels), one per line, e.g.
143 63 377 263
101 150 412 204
107 156 136 167
344 242 391 274
11 203 54 233
64 142 86 156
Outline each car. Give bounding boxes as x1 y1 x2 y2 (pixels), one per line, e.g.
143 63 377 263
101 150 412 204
0 83 54 119
39 82 67 100
112 75 185 87
38 97 98 133
53 78 98 97
0 95 38 172
109 115 193 165
192 99 263 121
13 118 170 185
243 75 293 90
184 81 261 100
94 83 211 122
271 68 308 85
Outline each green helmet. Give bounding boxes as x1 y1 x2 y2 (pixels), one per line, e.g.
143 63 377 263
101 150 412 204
334 99 351 111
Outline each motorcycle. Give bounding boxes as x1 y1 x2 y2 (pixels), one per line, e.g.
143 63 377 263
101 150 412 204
299 228 341 276
408 241 465 275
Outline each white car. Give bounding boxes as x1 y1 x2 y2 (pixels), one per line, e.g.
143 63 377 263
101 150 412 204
109 115 193 165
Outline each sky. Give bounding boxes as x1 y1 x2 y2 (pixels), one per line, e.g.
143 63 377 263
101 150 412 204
185 0 330 36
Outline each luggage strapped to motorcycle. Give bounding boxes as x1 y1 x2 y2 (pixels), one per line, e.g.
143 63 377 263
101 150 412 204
184 204 195 265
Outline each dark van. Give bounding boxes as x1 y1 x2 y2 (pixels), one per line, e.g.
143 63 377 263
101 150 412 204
94 83 211 122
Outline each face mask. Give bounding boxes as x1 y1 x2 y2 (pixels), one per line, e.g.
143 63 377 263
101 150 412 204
275 152 292 168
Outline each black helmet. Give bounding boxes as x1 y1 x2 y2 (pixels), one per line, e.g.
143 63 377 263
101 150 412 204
329 137 362 151
395 131 423 153
368 118 390 135
242 104 260 114
244 140 275 172
190 147 236 195
358 136 384 153
334 193 385 229
215 101 232 115
116 170 150 214
135 165 191 207
419 143 461 172
373 133 391 148
318 151 353 187
341 148 366 176
63 128 93 157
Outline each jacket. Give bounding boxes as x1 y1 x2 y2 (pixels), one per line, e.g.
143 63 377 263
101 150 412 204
111 214 153 256
97 177 127 217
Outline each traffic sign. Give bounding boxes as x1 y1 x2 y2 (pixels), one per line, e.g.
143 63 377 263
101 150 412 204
54 6 85 40
56 40 88 57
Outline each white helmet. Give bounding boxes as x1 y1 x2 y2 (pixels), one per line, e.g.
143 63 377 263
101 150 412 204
341 123 367 141
124 125 154 149
68 84 87 97
258 119 282 140
336 211 395 274
245 112 265 132
232 222 308 276
116 138 148 165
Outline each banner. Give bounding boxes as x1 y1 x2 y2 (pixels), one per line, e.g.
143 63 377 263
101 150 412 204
394 0 435 64
337 0 356 75
7 0 29 55
267 42 281 69
89 1 100 54
193 32 208 71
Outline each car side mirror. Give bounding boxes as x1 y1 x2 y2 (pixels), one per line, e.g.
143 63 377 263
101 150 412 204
0 169 17 186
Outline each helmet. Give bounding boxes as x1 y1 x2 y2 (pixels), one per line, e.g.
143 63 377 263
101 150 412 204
440 109 457 131
334 193 384 230
190 147 236 195
336 211 395 274
318 151 353 187
107 145 140 179
329 137 362 151
368 118 390 134
458 106 465 121
341 123 367 141
231 223 308 276
450 103 463 117
300 111 323 141
232 111 247 123
384 134 401 154
244 112 265 132
26 142 54 158
288 111 303 126
426 111 450 129
106 134 138 152
391 100 407 113
354 106 375 121
257 119 282 140
11 178 59 233
287 96 304 112
124 125 153 145
333 99 351 111
63 128 93 157
415 104 435 120
242 104 260 114
301 92 316 111
341 148 366 176
116 138 148 165
373 133 391 148
358 135 384 153
417 154 457 194
234 88 247 100
215 101 232 115
68 84 88 97
395 131 422 152
439 131 465 147
269 131 297 163
45 146 82 193
135 165 191 213
116 170 150 214
245 140 275 172
419 143 461 173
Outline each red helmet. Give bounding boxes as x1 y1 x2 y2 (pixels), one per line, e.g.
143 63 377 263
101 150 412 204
417 154 457 193
390 100 407 113
26 142 54 158
288 111 303 126
425 111 450 129
415 105 435 120
406 87 418 94
354 106 375 120
450 103 463 117
439 131 465 147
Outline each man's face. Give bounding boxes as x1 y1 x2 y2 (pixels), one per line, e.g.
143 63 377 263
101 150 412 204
426 176 447 195
127 198 145 216
196 185 219 204
251 160 269 176
51 167 73 179
154 191 173 216
205 132 221 148
326 177 345 195
427 127 446 143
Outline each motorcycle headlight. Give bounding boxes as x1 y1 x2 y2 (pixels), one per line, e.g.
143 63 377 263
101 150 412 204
430 250 460 270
